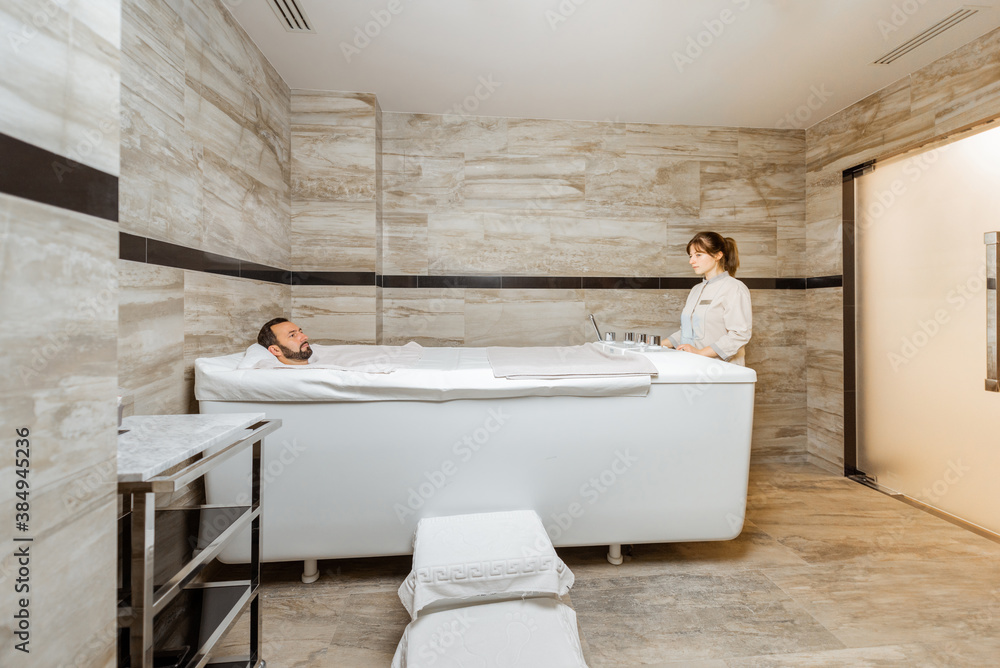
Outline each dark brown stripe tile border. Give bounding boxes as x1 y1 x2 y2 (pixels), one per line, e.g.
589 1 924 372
584 277 661 289
147 237 240 276
660 277 702 290
293 272 376 286
118 234 844 290
503 276 582 289
807 275 843 289
0 131 118 221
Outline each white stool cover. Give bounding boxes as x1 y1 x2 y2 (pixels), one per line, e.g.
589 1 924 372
398 510 575 619
391 597 588 668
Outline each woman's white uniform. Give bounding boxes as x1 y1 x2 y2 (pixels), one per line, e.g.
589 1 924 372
667 272 752 366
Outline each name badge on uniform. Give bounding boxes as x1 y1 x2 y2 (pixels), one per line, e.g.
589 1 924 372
699 299 712 305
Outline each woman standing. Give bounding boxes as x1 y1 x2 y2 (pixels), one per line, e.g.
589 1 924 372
665 232 752 366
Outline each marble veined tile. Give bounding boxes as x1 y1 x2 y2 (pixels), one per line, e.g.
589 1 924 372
383 152 464 213
381 212 428 275
382 111 507 156
626 123 738 159
463 154 587 210
118 260 187 416
291 89 376 129
0 194 118 486
184 78 289 196
507 118 626 156
464 289 590 346
426 210 663 276
181 1 289 144
806 216 842 277
703 161 805 224
120 88 200 241
738 128 806 164
584 290 687 339
910 28 1000 123
751 290 808 348
723 642 1000 667
381 288 466 346
586 154 700 216
291 286 377 345
0 0 121 176
291 127 376 201
765 558 1000 648
200 147 290 268
571 571 843 663
292 200 376 272
805 167 840 227
122 0 185 125
805 78 911 173
0 192 117 667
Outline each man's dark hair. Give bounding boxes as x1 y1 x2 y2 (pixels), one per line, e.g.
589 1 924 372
258 317 289 348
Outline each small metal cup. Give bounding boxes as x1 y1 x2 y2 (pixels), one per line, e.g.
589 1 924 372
650 335 662 346
604 332 616 342
624 332 635 344
638 333 648 345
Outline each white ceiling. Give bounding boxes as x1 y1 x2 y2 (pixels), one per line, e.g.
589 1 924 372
229 0 1000 129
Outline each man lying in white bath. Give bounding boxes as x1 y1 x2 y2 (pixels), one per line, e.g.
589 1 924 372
251 318 423 371
257 317 313 365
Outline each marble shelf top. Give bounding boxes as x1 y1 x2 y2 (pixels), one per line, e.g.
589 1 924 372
117 413 265 483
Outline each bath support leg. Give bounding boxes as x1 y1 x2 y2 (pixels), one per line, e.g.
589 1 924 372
301 558 320 583
607 543 624 565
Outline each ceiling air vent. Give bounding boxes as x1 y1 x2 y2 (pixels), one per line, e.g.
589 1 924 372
873 6 980 64
268 0 314 33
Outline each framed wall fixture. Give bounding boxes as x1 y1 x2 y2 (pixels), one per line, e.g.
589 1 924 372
987 232 998 392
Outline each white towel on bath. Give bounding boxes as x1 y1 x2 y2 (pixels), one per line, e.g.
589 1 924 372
487 342 658 379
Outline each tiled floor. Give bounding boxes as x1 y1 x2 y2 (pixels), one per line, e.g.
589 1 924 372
216 460 1000 666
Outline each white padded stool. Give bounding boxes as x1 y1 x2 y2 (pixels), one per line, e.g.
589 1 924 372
391 597 588 668
398 510 575 619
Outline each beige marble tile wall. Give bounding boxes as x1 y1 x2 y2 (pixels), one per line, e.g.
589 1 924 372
289 90 379 343
0 196 119 667
290 90 377 272
381 113 807 459
804 26 1000 470
118 0 296 415
118 261 186 416
0 0 121 177
120 0 291 268
0 1 119 665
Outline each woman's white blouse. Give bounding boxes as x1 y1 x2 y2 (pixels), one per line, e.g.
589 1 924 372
667 273 752 366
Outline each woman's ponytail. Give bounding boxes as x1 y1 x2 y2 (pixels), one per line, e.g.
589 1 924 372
723 237 739 276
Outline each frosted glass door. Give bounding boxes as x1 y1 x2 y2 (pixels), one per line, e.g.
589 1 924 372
856 125 1000 534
